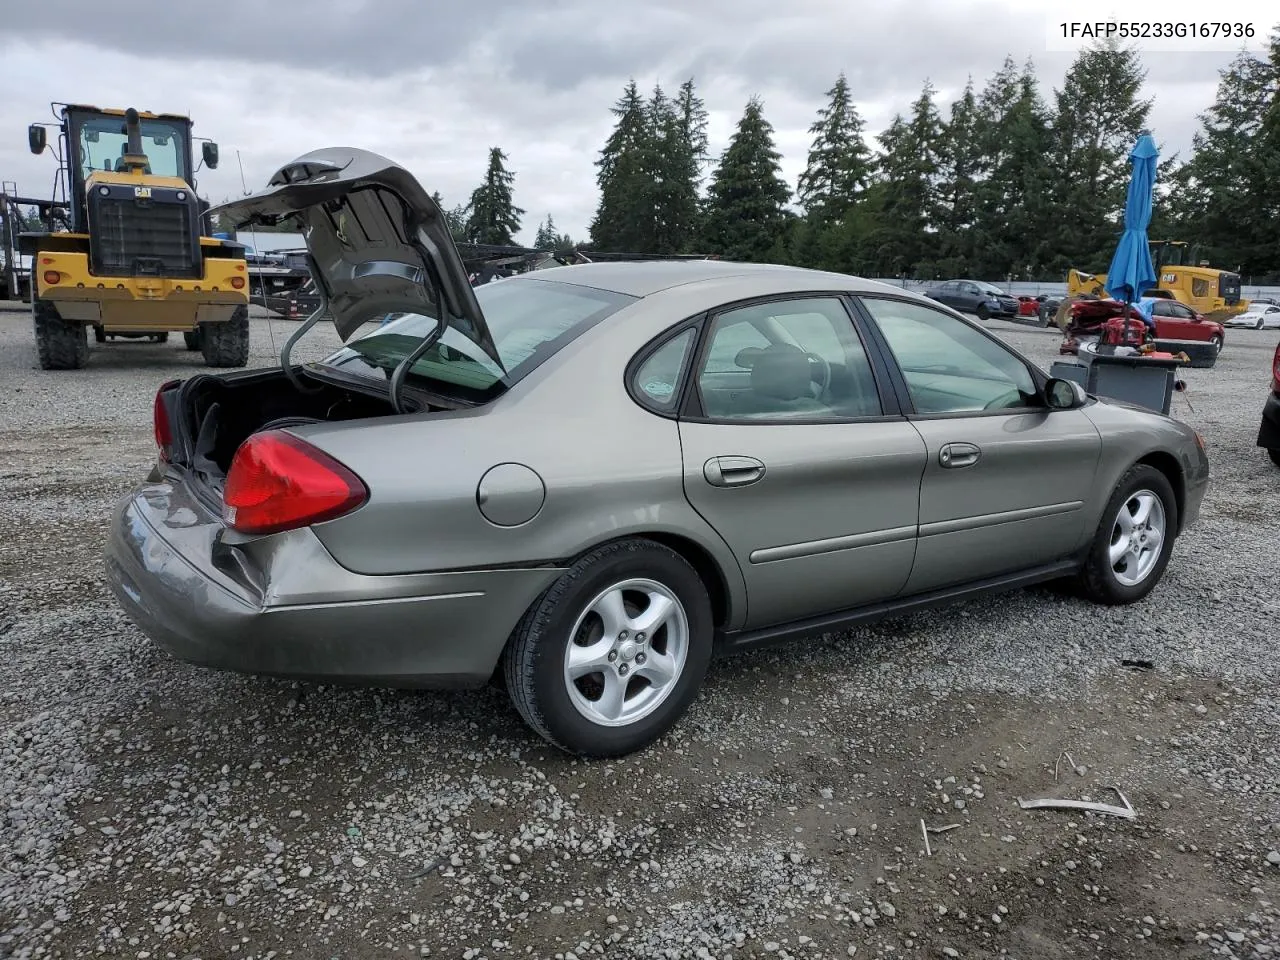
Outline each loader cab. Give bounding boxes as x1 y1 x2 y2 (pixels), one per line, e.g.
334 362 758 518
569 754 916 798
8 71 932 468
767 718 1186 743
60 106 196 235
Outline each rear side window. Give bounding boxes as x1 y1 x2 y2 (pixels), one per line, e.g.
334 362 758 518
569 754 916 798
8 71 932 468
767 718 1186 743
631 328 696 412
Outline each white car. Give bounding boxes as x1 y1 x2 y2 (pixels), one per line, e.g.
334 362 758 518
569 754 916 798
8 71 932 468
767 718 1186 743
1227 304 1280 329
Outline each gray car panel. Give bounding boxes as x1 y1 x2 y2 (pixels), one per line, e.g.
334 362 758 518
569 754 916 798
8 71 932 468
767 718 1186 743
107 477 561 685
679 418 927 627
903 409 1102 592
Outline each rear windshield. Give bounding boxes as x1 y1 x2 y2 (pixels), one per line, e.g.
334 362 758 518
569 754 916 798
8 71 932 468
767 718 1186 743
320 277 635 402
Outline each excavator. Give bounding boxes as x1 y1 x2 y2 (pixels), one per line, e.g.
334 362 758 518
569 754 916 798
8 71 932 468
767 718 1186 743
1066 240 1249 320
20 103 251 369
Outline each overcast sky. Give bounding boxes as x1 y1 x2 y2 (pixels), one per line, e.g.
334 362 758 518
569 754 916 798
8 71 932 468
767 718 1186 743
1 0 1273 245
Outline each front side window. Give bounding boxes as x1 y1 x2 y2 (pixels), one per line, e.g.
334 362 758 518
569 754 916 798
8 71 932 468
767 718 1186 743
77 114 188 180
323 278 635 402
860 297 1038 415
695 297 882 421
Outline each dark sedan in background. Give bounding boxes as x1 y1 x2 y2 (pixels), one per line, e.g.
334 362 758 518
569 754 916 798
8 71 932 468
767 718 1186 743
927 280 1020 321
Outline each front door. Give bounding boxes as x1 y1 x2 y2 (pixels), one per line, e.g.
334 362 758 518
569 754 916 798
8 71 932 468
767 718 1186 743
1152 300 1208 340
856 296 1102 595
677 296 927 629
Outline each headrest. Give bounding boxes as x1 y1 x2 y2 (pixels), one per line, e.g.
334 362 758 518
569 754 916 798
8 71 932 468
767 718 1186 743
750 343 812 401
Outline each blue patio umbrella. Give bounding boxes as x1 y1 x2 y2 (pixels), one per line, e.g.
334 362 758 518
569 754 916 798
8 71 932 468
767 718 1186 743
1106 133 1160 307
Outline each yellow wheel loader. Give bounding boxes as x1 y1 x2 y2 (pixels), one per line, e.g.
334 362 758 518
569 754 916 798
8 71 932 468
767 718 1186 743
21 103 251 369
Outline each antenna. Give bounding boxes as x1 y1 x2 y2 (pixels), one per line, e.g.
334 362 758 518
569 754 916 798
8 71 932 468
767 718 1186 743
236 150 250 196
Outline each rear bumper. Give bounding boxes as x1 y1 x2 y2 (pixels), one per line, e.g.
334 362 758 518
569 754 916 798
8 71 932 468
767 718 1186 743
105 482 562 688
1259 392 1280 450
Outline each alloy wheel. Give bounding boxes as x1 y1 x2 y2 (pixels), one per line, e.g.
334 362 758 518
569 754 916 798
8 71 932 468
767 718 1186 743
1109 490 1166 587
563 578 689 728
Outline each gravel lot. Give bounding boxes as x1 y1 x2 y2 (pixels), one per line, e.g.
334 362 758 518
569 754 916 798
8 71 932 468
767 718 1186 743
1 304 1278 960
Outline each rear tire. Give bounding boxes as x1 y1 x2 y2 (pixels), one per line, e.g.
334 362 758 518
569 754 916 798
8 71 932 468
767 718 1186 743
93 326 106 343
33 299 89 370
1268 448 1280 468
199 305 250 367
1076 464 1178 606
503 539 714 758
152 333 169 344
183 329 202 351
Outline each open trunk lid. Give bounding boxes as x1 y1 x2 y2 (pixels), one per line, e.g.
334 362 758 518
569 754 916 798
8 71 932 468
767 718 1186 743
208 147 500 365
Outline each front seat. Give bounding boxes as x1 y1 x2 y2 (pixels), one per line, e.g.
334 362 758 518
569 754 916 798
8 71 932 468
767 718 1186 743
747 343 829 416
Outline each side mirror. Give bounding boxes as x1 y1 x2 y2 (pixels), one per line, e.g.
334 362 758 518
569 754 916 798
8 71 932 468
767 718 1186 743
28 125 46 155
202 141 220 169
1045 377 1087 410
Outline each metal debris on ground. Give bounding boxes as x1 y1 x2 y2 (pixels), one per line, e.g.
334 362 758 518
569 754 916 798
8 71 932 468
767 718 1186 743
1121 658 1156 670
1054 750 1085 782
1018 785 1137 821
921 820 961 856
401 858 444 880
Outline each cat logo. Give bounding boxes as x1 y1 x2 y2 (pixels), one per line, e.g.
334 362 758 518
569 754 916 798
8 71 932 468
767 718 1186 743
1161 272 1176 283
134 186 151 199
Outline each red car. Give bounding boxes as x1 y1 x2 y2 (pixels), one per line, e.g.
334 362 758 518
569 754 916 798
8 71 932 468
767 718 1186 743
1258 341 1280 468
1143 298 1225 352
1060 298 1225 364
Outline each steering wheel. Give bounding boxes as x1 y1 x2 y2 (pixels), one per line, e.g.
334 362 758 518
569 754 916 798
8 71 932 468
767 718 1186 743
983 388 1023 411
804 352 831 397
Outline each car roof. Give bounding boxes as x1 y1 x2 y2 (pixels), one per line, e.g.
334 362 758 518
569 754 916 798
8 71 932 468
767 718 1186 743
515 260 908 299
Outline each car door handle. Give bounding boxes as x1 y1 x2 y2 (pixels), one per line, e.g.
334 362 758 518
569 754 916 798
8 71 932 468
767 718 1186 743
939 442 981 468
704 456 766 487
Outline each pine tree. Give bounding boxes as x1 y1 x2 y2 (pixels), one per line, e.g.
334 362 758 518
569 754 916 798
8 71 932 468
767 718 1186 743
534 215 558 250
656 78 708 252
432 190 468 243
1044 38 1152 273
1167 39 1279 277
971 59 1055 278
701 97 792 262
797 73 873 224
934 77 981 275
590 80 655 251
859 81 944 276
464 148 524 245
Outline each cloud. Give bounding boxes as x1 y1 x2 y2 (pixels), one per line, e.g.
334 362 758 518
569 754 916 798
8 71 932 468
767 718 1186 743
0 0 1266 244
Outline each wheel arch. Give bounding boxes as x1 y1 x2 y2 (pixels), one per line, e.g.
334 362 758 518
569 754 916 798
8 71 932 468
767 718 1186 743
1134 450 1185 535
556 531 741 631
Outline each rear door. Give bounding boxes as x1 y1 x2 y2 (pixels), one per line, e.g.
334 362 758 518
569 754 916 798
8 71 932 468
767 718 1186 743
676 295 926 629
855 295 1102 594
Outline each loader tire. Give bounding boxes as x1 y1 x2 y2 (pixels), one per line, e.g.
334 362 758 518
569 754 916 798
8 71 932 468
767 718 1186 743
200 305 250 368
183 329 202 351
33 300 89 370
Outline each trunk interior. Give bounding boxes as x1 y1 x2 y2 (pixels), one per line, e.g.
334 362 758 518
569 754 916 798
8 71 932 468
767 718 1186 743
174 370 401 497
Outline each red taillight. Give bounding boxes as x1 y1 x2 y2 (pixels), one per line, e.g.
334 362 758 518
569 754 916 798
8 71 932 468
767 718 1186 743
223 430 367 535
153 379 179 461
231 276 245 289
1272 343 1280 394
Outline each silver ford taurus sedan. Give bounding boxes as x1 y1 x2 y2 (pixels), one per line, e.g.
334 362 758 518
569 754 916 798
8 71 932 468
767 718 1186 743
106 148 1209 757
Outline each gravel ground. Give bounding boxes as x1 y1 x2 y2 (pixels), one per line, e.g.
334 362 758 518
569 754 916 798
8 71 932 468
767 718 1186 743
1 305 1278 960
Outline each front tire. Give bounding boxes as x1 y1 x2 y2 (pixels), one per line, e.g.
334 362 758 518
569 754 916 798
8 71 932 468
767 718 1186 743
1077 464 1178 605
183 329 202 351
1268 448 1280 468
503 539 714 758
199 305 250 367
33 299 89 370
